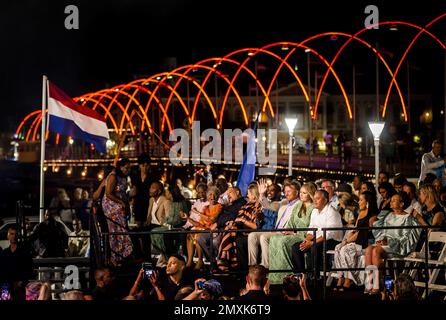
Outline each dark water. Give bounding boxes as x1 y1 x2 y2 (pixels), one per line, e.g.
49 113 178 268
0 160 39 218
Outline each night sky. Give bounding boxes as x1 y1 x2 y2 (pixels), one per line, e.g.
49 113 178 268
1 0 445 132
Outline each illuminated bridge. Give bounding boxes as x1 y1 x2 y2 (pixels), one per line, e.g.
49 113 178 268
14 13 446 180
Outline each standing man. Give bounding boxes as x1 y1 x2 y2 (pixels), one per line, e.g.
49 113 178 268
419 140 445 187
131 153 160 260
324 131 333 157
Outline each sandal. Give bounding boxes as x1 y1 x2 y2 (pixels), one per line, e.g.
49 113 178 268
333 284 344 291
333 277 344 291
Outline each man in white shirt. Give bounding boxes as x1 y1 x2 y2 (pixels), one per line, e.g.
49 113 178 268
291 189 343 274
418 140 445 187
247 181 301 268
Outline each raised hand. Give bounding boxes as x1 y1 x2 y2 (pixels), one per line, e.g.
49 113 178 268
257 178 267 195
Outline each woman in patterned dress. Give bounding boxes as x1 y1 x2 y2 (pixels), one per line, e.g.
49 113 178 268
333 191 378 290
102 158 133 266
364 192 420 295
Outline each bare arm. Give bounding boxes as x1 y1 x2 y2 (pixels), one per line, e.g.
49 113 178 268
234 216 256 229
183 279 206 300
129 269 144 297
149 271 165 301
299 274 311 300
432 211 445 227
38 282 50 300
92 180 106 201
346 230 359 243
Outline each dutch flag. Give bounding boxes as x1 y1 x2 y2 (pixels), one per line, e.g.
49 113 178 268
47 82 109 153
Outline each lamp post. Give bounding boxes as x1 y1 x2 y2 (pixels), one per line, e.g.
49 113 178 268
305 49 313 167
368 122 385 187
285 117 298 176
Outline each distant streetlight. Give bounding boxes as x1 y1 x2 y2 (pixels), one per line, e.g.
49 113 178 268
285 117 298 176
368 121 385 187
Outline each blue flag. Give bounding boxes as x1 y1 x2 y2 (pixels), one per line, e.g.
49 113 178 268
236 119 258 196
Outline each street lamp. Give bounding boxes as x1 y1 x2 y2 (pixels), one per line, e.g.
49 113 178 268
285 117 298 176
368 121 385 187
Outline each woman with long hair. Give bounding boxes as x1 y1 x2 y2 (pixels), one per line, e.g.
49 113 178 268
151 184 191 262
333 191 379 291
102 158 133 266
416 184 445 229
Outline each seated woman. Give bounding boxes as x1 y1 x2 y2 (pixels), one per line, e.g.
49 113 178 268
333 191 379 291
268 183 315 284
377 182 397 211
216 184 262 271
185 186 222 270
364 192 421 295
416 184 445 230
338 192 359 226
182 183 208 230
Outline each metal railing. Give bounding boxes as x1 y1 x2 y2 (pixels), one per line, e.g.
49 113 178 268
321 225 441 300
99 224 444 299
13 201 95 296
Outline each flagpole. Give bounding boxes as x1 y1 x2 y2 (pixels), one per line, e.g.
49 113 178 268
376 42 380 120
39 75 48 223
